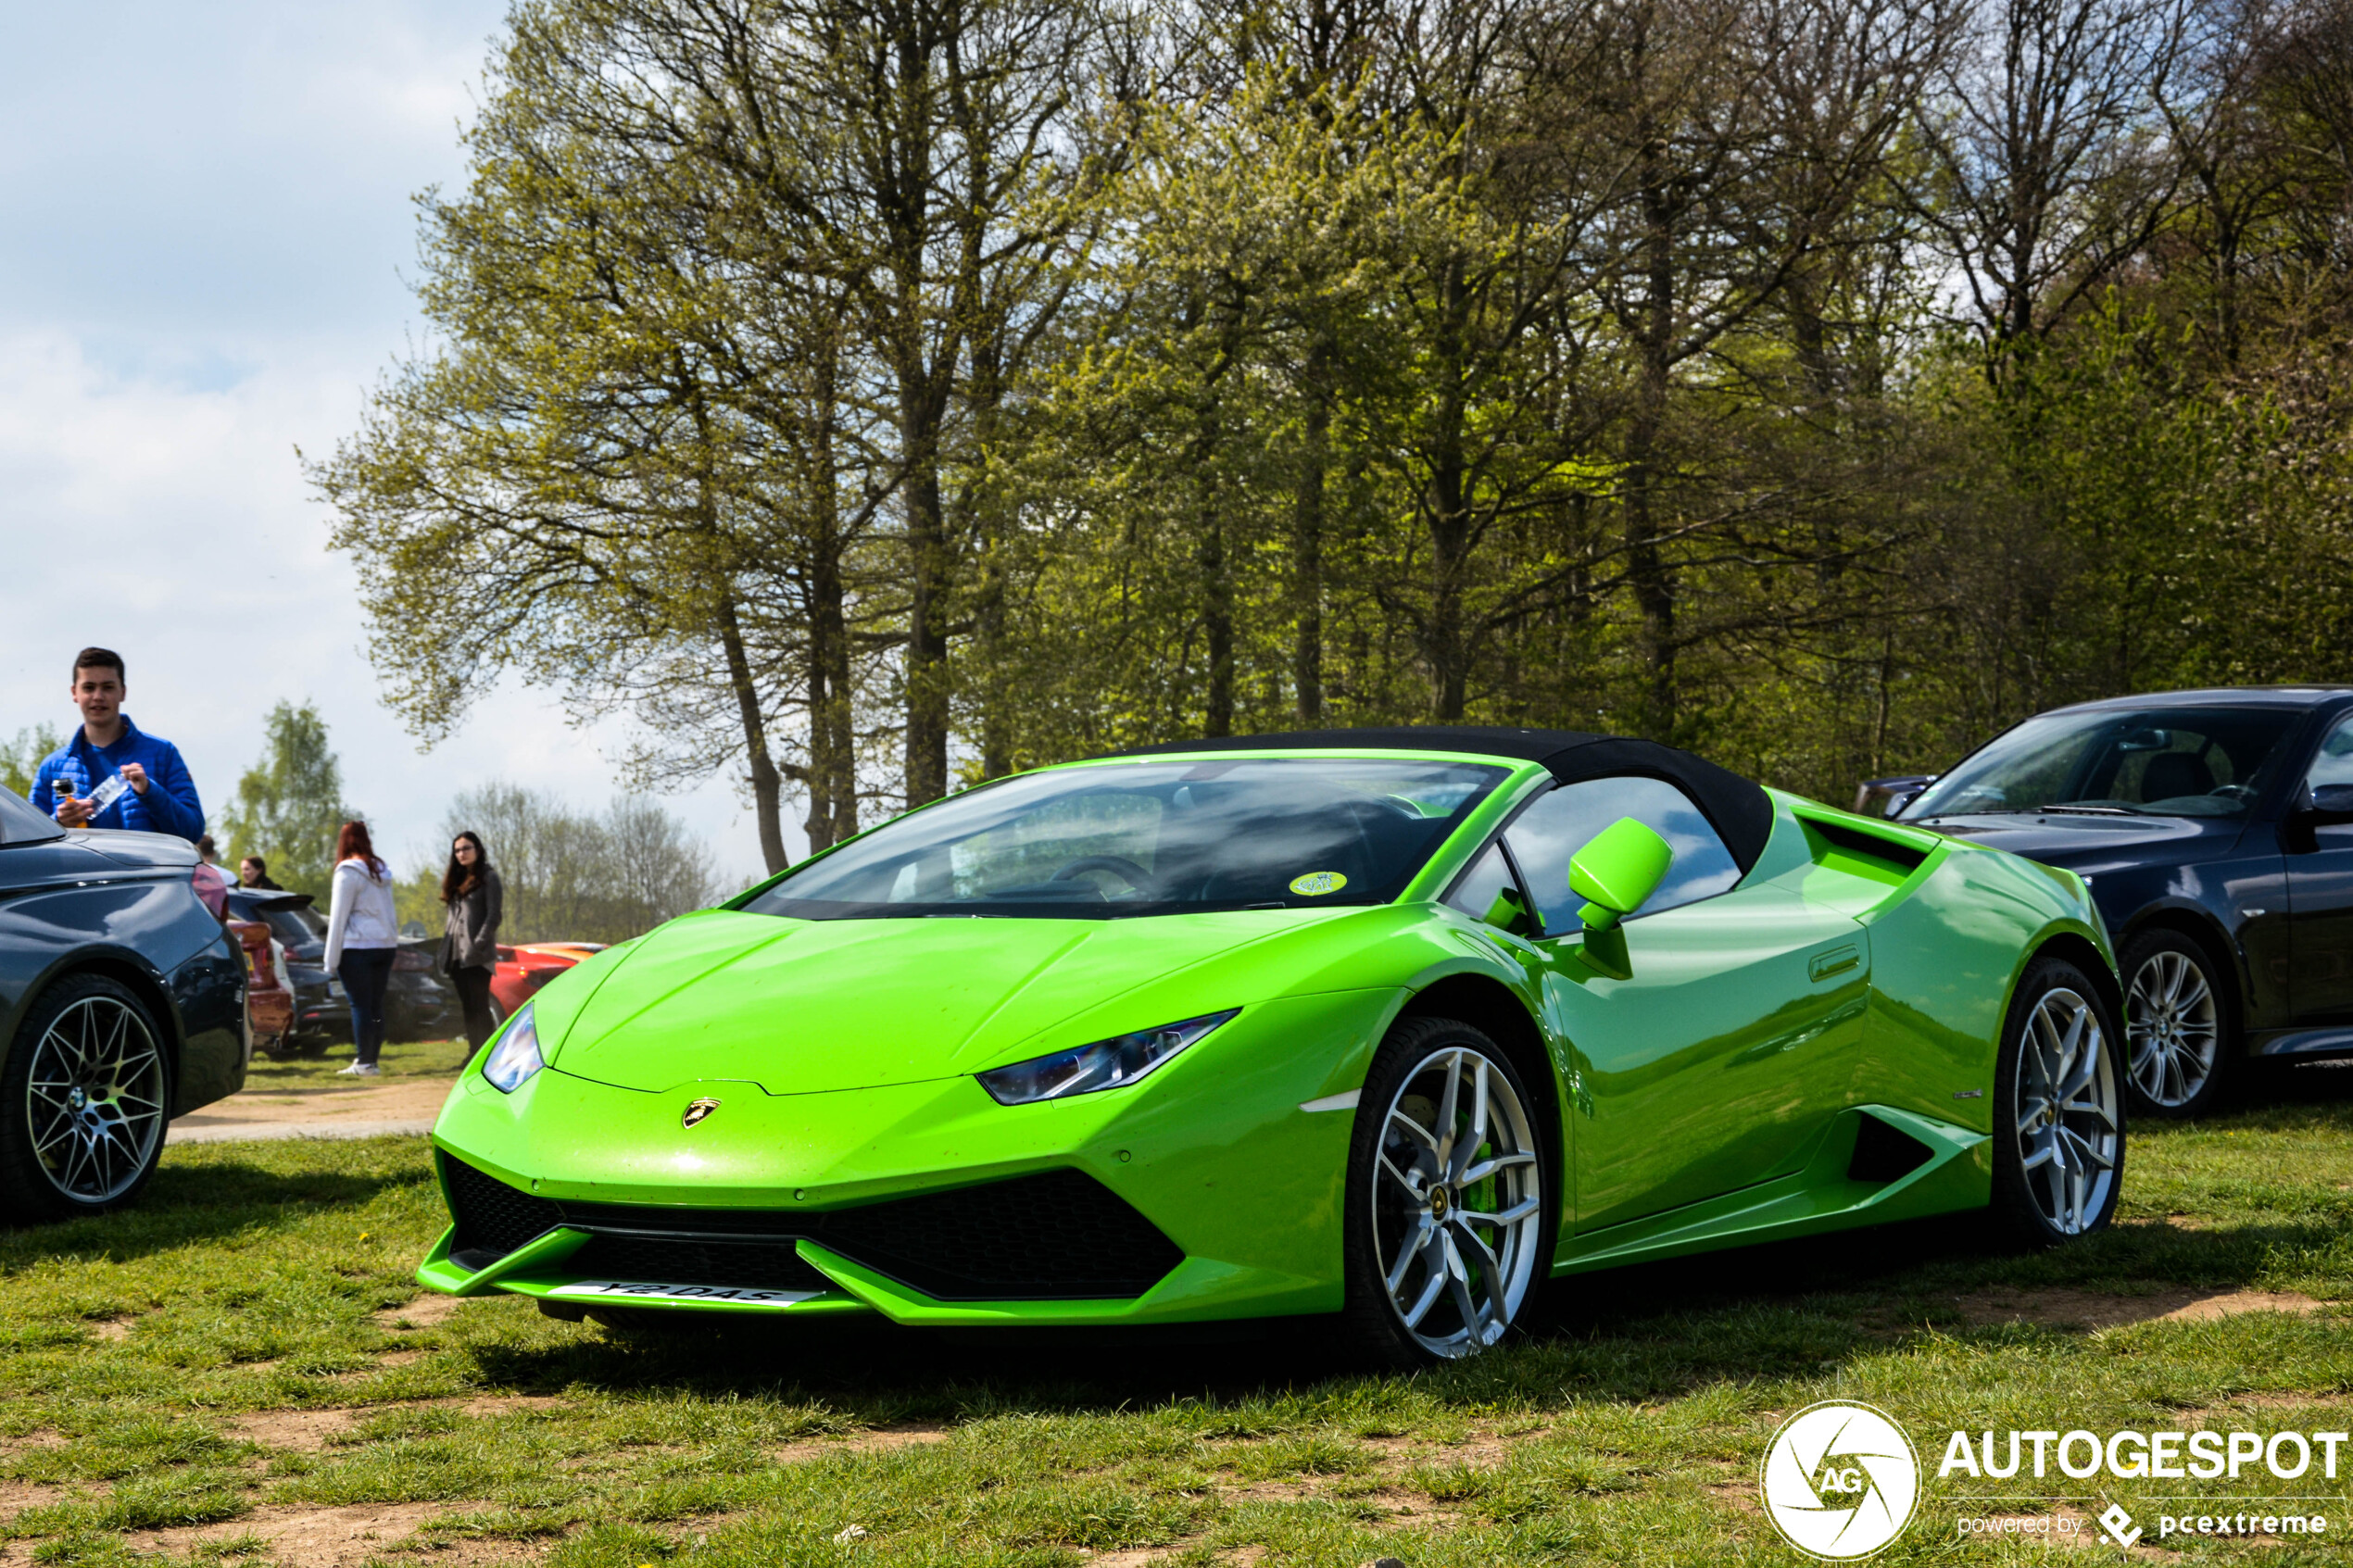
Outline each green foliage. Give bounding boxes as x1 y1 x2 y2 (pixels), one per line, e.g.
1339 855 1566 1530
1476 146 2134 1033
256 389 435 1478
0 723 63 798
318 0 2353 821
219 702 350 899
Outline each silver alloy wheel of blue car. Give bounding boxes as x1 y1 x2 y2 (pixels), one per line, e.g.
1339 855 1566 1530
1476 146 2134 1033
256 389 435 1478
26 995 168 1203
2125 947 2221 1110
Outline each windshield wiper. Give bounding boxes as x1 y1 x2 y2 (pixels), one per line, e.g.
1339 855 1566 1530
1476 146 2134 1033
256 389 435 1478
1918 804 2138 819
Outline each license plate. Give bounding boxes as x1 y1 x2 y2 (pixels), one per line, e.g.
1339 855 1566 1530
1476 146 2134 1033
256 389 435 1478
544 1280 821 1308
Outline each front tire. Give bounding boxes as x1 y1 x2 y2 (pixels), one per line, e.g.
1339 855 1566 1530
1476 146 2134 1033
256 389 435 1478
1340 1016 1551 1366
2120 928 2232 1118
0 974 173 1223
1991 957 2124 1246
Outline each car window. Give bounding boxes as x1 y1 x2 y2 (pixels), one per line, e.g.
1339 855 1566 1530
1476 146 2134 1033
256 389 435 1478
1442 841 1530 932
0 786 65 846
2307 713 2353 791
1500 776 1743 934
1906 708 2299 819
742 757 1510 920
263 907 325 948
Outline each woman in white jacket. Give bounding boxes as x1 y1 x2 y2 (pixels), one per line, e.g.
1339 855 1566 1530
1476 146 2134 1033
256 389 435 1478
323 820 400 1076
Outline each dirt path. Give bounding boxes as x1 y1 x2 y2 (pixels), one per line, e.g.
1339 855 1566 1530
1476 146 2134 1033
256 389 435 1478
170 1074 457 1143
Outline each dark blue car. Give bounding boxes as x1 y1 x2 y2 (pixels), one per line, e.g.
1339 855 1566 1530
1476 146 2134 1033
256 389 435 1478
1894 686 2353 1117
0 784 248 1219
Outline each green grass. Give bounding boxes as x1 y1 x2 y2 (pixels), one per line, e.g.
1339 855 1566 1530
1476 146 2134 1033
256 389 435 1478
239 1034 476 1091
1 1067 2348 1566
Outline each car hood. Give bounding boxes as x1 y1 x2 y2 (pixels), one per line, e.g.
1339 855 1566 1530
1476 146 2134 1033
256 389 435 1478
75 829 199 872
1910 811 2246 871
541 907 1360 1095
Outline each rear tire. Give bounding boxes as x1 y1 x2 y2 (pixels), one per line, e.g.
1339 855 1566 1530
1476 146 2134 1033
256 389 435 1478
2119 928 2233 1119
1991 957 2124 1247
0 974 173 1223
1340 1016 1552 1367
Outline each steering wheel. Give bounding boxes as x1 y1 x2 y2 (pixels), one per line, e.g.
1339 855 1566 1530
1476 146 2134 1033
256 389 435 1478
1048 856 1161 897
2208 784 2257 801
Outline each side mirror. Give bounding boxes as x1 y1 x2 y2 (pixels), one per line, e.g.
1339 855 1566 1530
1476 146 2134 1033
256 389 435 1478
2308 784 2353 822
1568 817 1674 932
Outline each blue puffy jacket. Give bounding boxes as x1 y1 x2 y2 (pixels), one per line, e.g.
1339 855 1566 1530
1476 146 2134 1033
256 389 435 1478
31 717 206 843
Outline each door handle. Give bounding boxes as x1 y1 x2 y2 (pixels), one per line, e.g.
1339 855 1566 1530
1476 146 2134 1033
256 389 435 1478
1808 945 1861 983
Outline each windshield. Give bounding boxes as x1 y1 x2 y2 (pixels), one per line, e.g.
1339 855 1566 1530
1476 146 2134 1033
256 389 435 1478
742 757 1510 921
1904 709 2301 820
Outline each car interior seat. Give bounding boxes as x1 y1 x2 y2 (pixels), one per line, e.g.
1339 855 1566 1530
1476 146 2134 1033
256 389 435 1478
2140 750 2213 802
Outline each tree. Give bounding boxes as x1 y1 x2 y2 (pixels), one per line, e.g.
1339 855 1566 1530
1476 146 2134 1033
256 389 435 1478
220 703 352 899
436 781 721 943
0 725 63 799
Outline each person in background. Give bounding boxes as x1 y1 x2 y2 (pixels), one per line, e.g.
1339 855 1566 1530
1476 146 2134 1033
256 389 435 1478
191 837 229 919
438 831 503 1048
196 834 230 874
238 855 283 890
322 821 399 1077
32 646 205 842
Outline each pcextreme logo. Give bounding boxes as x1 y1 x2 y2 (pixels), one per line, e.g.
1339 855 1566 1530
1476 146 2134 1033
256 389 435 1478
1760 1400 1921 1560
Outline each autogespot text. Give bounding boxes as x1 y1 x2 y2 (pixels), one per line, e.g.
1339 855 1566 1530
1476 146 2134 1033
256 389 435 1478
1938 1427 2350 1481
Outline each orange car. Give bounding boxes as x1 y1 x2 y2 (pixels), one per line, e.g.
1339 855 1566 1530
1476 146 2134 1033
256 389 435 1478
486 942 607 1028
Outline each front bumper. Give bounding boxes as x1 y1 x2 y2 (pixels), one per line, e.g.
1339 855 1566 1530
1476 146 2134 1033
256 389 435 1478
417 988 1400 1326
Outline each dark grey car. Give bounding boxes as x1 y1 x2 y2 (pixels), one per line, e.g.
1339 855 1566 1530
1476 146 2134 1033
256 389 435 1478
0 785 247 1220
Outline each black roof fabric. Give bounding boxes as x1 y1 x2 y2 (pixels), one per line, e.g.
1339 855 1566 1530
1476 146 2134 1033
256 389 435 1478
1102 726 1777 872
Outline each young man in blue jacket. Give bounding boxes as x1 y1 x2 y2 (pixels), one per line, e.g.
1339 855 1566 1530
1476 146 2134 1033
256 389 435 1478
31 646 206 843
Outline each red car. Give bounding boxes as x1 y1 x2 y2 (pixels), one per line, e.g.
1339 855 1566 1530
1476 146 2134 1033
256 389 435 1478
486 942 605 1028
229 918 292 1056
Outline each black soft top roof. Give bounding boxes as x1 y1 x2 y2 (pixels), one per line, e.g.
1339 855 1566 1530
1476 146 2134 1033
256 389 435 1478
1103 725 1777 872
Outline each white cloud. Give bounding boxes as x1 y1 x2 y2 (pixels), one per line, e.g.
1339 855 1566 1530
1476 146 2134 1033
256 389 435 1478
0 0 791 893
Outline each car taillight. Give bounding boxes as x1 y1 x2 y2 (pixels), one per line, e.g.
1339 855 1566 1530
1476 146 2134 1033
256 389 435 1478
191 864 227 919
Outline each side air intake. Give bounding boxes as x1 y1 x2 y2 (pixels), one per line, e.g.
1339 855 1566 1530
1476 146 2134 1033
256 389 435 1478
1847 1113 1936 1184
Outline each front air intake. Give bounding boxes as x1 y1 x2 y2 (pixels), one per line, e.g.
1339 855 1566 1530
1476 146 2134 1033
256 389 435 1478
443 1154 563 1270
436 1156 1183 1299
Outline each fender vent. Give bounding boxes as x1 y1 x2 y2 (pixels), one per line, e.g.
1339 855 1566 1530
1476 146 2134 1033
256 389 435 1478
1848 1114 1935 1184
1806 817 1930 873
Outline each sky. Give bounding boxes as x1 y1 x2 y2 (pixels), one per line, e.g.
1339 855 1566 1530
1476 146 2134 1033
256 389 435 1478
0 0 786 885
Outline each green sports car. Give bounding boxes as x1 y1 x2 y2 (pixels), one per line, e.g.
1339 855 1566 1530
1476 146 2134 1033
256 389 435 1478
417 727 2125 1363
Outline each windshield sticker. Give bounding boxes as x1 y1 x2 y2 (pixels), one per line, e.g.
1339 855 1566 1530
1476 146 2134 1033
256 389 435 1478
1289 871 1348 897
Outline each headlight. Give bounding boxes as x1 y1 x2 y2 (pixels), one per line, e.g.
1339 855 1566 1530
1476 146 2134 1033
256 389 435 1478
482 1002 544 1094
976 1010 1237 1105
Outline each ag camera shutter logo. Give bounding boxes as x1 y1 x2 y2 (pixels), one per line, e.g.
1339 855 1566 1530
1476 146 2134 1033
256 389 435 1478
1760 1400 1920 1559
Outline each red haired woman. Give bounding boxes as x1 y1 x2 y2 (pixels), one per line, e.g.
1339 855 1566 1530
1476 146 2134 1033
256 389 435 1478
322 820 398 1075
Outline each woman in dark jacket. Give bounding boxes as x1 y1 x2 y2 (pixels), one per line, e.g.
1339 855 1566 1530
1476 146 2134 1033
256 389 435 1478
439 831 504 1047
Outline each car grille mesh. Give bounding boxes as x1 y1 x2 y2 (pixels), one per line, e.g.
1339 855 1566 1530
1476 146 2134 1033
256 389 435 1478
568 1235 832 1293
439 1156 1182 1299
829 1169 1186 1299
444 1154 562 1269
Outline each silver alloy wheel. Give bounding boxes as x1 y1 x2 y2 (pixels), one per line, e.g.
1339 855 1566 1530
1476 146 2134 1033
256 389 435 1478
2013 985 2120 1236
25 996 167 1203
1372 1046 1543 1358
2125 948 2221 1108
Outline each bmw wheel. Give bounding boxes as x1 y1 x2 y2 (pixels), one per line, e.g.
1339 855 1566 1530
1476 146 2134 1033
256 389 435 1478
2120 929 2231 1119
1991 957 2123 1245
0 974 173 1222
1341 1016 1550 1366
